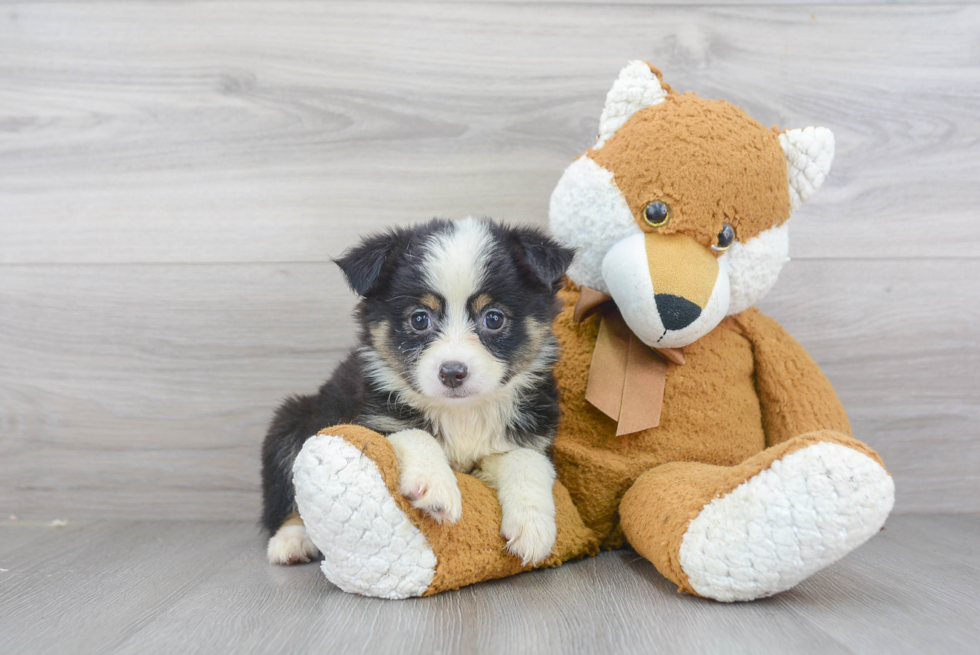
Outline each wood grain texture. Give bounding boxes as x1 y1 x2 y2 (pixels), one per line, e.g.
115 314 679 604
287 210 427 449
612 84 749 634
1 258 976 518
0 515 978 655
0 520 258 654
1 2 978 263
0 1 977 519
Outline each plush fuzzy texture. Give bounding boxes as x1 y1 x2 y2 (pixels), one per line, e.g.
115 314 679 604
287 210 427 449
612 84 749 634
548 286 856 548
721 223 790 316
780 127 835 211
594 60 669 149
295 424 597 597
550 156 640 293
588 92 792 249
618 430 889 600
294 430 437 599
292 62 893 601
677 440 894 601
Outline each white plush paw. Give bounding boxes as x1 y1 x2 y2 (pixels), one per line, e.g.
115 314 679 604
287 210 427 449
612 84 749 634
399 465 463 525
292 434 437 599
266 524 319 565
501 504 557 566
679 442 895 602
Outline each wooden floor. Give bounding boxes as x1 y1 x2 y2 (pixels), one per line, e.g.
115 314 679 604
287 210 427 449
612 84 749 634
1 514 978 654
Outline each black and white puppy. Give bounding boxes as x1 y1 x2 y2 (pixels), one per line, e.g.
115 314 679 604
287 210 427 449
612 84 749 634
261 217 575 567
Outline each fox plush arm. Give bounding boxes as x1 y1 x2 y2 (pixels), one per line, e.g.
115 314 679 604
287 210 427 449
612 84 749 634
735 307 852 447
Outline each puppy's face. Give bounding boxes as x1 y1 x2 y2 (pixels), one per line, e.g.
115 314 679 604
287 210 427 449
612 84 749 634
336 218 574 404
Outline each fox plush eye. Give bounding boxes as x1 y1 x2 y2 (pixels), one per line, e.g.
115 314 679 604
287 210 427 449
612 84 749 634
410 310 431 331
712 223 735 252
643 201 671 228
483 310 505 331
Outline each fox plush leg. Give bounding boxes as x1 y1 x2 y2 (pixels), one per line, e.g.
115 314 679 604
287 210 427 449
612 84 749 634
619 431 894 602
292 425 597 599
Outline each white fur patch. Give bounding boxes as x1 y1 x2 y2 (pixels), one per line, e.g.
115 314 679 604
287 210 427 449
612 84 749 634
595 60 668 149
721 223 790 316
678 442 895 602
477 448 557 566
601 232 730 349
416 217 506 401
549 156 640 292
779 127 835 211
266 524 319 565
388 429 463 524
362 345 555 473
293 433 437 599
421 217 491 319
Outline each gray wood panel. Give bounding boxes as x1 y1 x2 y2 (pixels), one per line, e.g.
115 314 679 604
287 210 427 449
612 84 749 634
1 1 978 519
1 2 978 263
1 258 977 519
0 515 977 655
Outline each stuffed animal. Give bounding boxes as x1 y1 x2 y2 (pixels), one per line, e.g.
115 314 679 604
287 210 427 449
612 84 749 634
293 62 895 601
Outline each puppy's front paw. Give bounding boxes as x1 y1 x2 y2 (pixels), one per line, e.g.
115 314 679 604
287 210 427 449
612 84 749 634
399 466 462 525
501 504 557 566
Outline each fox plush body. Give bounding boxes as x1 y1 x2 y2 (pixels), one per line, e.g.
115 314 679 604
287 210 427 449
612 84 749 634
292 62 895 601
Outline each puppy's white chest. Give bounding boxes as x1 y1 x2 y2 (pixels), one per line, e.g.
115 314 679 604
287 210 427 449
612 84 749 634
429 406 514 472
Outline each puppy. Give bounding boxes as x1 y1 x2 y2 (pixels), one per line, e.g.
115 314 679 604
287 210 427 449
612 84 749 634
261 217 575 567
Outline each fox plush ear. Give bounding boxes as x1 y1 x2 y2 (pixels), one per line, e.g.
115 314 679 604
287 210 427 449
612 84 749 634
780 127 835 211
334 229 402 297
512 227 576 290
595 60 669 149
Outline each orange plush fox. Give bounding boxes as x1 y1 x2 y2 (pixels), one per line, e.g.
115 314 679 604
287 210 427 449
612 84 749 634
292 62 895 601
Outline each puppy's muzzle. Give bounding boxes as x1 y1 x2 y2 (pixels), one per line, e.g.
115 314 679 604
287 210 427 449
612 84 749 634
438 361 468 388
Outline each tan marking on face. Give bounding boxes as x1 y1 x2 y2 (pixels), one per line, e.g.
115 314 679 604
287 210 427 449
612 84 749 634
587 93 791 247
512 317 549 374
644 232 718 309
420 293 442 312
369 320 401 369
472 293 493 313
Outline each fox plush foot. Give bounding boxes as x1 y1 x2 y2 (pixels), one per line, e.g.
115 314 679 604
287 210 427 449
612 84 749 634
292 429 438 599
292 425 597 599
620 432 895 602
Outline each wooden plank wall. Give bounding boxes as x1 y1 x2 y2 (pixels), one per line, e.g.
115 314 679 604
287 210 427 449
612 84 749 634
1 1 977 519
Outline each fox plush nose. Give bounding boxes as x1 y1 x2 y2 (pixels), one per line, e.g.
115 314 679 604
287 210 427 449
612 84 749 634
438 361 468 388
602 230 729 349
654 294 701 330
643 231 719 318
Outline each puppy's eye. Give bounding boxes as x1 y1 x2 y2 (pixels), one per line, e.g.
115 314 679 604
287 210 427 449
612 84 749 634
643 201 671 228
483 310 505 331
410 310 430 331
712 223 735 252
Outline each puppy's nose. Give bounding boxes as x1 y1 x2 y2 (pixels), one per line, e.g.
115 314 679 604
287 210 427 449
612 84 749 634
438 361 468 388
655 293 702 331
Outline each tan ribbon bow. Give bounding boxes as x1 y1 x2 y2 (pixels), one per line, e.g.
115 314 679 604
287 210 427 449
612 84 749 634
573 287 685 436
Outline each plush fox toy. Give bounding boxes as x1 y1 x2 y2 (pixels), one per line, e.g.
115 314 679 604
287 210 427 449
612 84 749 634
292 62 895 601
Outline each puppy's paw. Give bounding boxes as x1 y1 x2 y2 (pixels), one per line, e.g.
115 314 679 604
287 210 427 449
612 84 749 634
399 466 463 525
501 504 557 566
267 524 319 565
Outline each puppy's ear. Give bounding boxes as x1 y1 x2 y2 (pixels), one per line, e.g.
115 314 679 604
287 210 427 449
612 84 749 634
512 227 576 289
334 229 401 297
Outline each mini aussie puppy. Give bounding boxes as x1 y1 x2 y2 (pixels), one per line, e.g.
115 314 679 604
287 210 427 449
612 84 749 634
261 217 575 567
